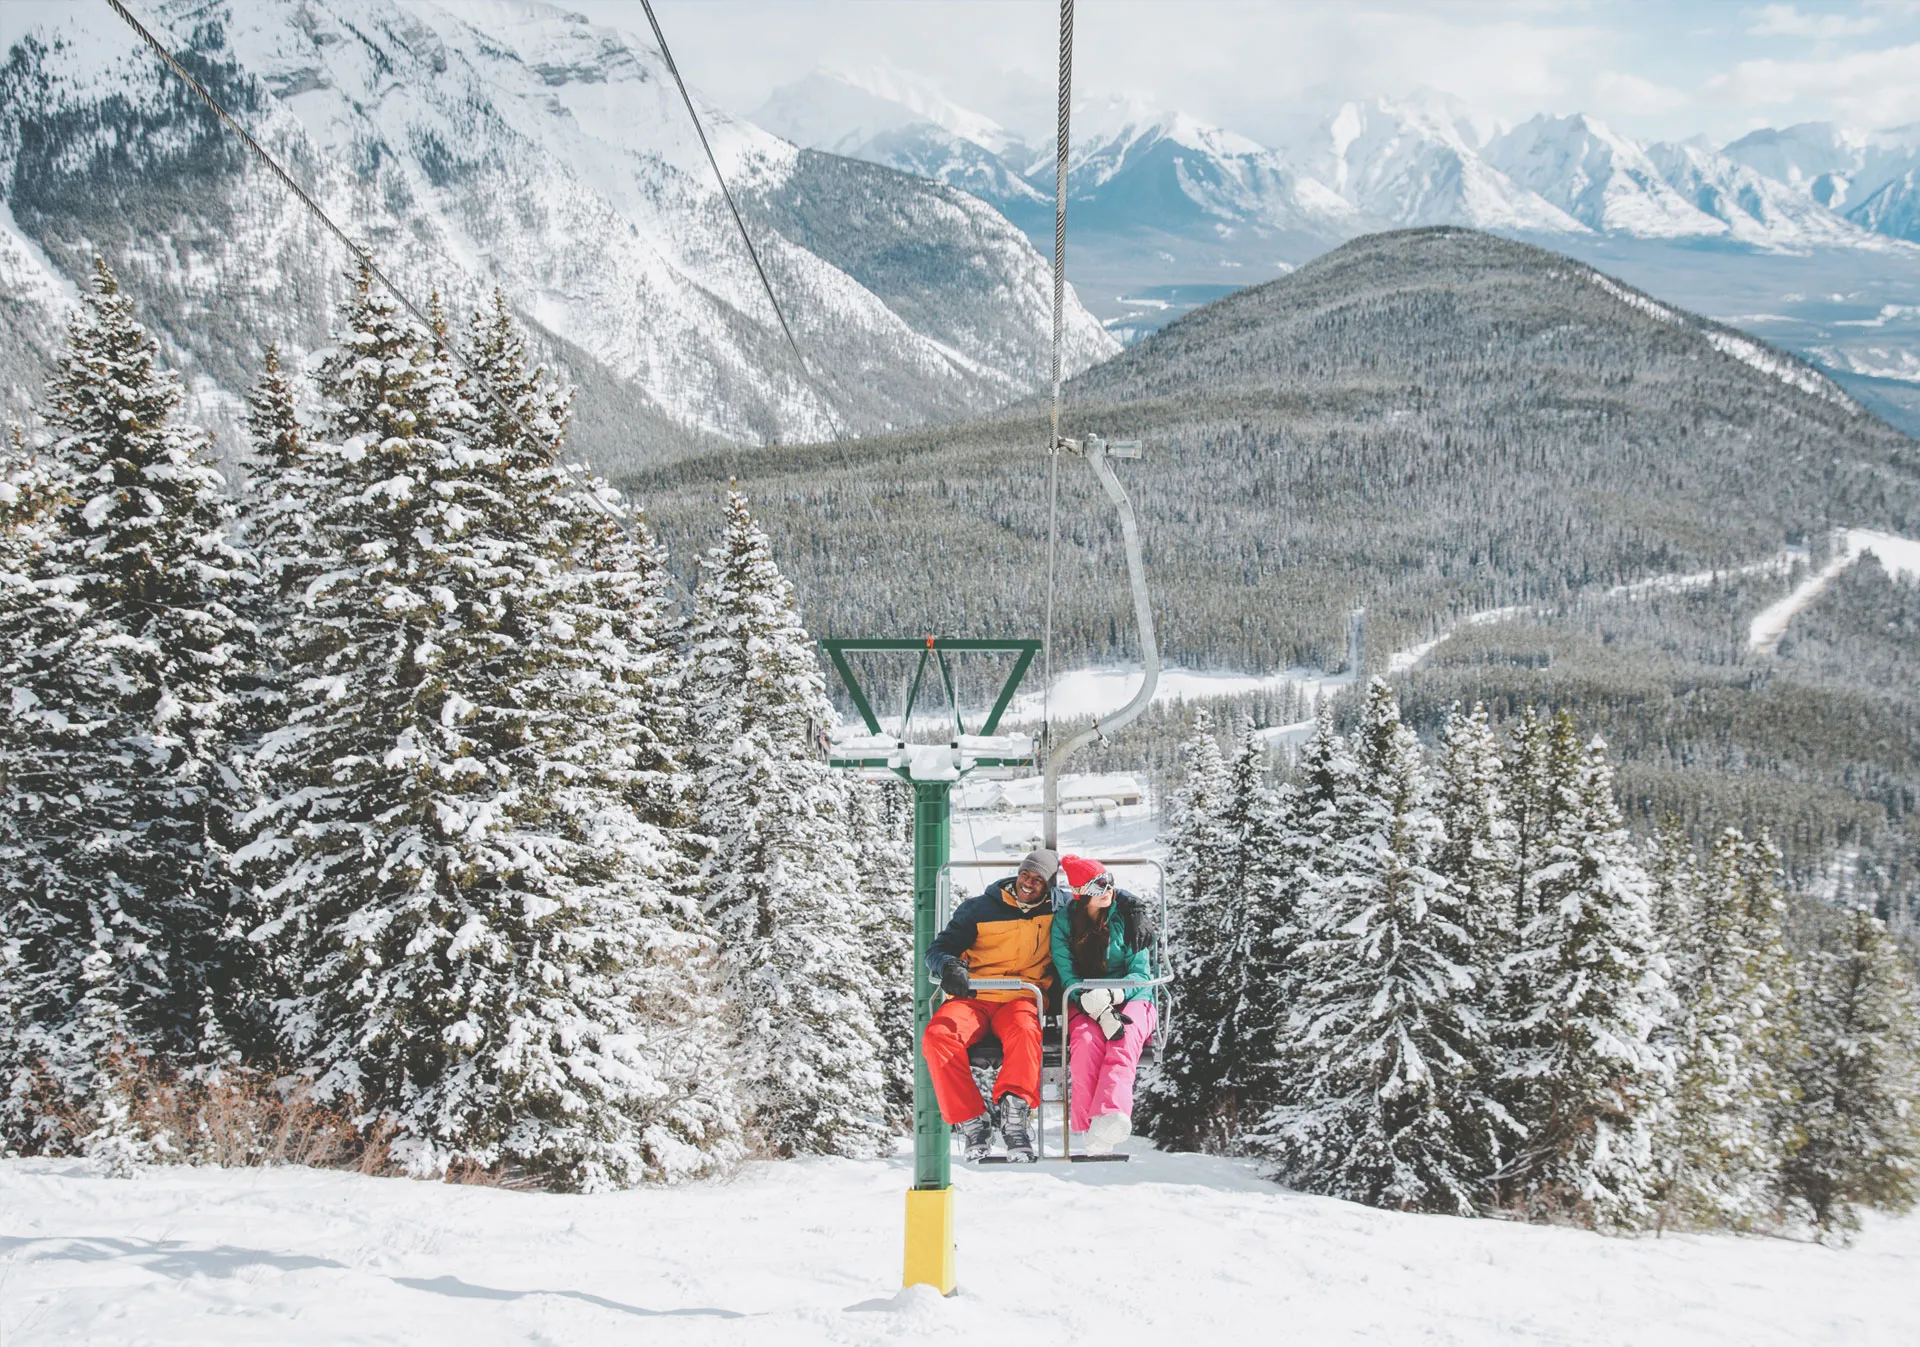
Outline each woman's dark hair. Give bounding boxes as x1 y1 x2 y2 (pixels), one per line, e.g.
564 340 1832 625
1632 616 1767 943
1067 890 1154 979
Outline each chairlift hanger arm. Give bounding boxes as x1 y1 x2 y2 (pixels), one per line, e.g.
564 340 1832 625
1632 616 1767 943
1042 437 1159 849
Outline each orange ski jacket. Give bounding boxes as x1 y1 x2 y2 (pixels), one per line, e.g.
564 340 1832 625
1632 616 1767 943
926 877 1057 1003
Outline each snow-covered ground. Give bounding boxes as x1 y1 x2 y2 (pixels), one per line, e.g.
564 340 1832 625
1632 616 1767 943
1002 664 1342 725
3 1154 1914 1345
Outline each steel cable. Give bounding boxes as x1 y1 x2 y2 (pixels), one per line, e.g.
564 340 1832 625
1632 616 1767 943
1042 0 1074 778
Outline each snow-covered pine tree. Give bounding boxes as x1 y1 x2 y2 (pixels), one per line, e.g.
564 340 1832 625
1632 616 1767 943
0 259 246 1150
1210 719 1294 1138
846 779 914 1128
1141 710 1235 1148
0 421 64 543
1497 706 1556 1033
463 298 743 1183
1783 905 1920 1237
1261 700 1362 1099
1268 681 1486 1214
1509 722 1669 1227
1655 828 1798 1230
223 344 325 1055
1646 822 1700 967
688 490 888 1158
248 277 739 1187
1433 701 1520 1178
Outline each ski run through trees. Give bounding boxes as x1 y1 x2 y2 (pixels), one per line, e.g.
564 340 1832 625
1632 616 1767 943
1 265 1916 1244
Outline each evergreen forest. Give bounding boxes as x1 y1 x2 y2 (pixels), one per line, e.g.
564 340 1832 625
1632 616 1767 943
0 244 1915 1246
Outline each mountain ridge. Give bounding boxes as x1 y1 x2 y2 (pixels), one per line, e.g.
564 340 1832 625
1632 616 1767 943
0 0 1117 466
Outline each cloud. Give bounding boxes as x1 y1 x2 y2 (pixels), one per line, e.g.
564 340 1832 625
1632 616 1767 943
1747 4 1881 38
1592 71 1692 115
1710 41 1920 125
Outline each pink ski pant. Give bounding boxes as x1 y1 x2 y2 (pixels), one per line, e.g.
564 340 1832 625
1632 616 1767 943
1066 1001 1158 1132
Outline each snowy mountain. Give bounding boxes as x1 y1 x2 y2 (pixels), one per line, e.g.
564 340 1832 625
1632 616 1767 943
752 68 1049 231
0 2 1115 465
1482 114 1722 240
748 71 1919 364
1849 171 1920 242
1055 107 1359 240
1298 96 1581 234
1644 138 1884 250
1720 121 1920 214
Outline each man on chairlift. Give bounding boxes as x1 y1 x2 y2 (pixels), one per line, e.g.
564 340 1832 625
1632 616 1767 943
922 848 1060 1163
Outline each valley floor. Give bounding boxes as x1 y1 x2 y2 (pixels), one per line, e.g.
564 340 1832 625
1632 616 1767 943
2 1151 1913 1346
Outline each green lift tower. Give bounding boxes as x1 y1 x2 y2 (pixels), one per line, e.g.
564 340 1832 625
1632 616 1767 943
821 636 1040 1295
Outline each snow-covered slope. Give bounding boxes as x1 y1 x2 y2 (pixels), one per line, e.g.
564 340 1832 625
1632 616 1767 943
1485 114 1725 240
3 1156 1915 1345
1849 170 1920 243
0 1 1115 461
1305 96 1583 234
753 69 1049 229
1054 108 1360 240
1646 139 1889 250
1721 121 1920 214
0 193 73 408
754 66 1025 162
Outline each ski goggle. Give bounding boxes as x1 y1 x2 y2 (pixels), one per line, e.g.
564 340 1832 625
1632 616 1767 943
1076 874 1115 896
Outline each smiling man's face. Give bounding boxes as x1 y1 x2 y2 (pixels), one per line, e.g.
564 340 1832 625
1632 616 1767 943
1011 869 1050 907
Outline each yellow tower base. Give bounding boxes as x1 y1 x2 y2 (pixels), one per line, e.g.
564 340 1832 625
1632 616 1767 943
903 1187 956 1294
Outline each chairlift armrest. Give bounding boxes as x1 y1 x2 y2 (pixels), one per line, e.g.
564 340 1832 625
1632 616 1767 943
943 977 1049 1018
1063 976 1170 1011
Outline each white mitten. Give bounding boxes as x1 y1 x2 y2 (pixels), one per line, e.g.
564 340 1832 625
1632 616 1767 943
1080 987 1127 1041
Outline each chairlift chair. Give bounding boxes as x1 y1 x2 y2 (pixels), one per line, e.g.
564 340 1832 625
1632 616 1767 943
936 857 1172 1162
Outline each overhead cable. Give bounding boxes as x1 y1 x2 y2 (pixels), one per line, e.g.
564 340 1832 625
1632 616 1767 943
1041 0 1075 772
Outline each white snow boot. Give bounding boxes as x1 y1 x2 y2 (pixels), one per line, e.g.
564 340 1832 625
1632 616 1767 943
1085 1112 1131 1155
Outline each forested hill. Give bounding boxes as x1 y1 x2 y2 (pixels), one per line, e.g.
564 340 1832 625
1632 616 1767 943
635 227 1920 675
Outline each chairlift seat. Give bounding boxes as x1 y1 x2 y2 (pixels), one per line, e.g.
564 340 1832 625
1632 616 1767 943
966 1015 1063 1071
963 1012 1156 1070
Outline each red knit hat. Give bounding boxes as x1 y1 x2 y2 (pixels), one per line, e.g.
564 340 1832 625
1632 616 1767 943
1059 855 1109 891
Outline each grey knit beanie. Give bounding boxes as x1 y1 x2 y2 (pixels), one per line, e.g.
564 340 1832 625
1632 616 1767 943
1018 848 1059 881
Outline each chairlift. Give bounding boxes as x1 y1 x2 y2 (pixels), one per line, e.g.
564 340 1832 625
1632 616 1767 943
937 857 1173 1163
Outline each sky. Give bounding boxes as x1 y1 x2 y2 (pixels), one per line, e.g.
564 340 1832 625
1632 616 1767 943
564 0 1920 147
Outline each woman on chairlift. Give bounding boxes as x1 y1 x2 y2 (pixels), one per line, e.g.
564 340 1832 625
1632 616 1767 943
1052 856 1157 1155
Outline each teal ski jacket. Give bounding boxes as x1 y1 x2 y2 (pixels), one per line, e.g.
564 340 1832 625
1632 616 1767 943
1050 891 1155 1006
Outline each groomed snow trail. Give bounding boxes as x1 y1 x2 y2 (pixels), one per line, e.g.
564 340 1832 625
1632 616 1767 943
3 1154 1914 1345
1749 529 1920 654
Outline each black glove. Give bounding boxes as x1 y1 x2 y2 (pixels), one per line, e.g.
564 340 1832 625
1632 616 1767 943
939 960 973 999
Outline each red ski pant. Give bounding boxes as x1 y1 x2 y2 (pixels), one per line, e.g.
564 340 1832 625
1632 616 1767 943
922 996 1042 1123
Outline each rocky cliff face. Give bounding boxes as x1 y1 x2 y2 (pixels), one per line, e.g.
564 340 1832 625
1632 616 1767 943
0 0 1117 468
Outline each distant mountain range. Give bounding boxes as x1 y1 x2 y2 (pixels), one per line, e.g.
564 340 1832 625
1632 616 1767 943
755 70 1920 274
0 1 1115 468
754 71 1920 432
10 3 1920 457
